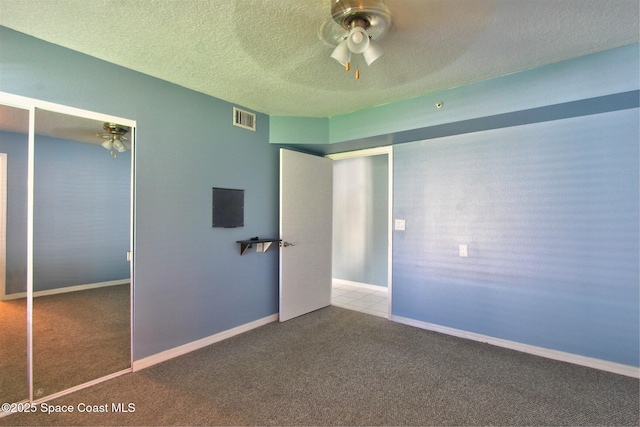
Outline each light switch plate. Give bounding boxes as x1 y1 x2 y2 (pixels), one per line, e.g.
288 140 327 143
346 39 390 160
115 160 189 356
395 219 406 231
256 242 264 252
459 244 468 257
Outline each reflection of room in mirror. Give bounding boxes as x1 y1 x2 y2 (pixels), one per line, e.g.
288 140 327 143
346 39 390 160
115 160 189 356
0 104 29 406
32 284 131 398
0 298 28 405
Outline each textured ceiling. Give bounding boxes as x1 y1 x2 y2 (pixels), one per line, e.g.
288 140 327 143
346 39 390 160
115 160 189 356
0 0 638 118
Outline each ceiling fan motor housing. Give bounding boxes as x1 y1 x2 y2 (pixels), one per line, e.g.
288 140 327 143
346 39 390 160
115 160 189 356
103 122 130 136
331 0 393 40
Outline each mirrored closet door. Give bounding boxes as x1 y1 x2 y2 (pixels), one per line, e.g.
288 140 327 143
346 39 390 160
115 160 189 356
0 94 134 404
32 108 133 398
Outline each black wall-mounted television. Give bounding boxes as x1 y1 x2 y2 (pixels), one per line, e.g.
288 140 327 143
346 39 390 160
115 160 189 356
212 187 244 228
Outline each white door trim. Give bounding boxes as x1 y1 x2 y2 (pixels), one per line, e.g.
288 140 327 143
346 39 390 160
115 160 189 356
326 146 394 318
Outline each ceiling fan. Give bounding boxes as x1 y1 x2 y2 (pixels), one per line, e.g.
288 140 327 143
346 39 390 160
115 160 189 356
325 0 393 79
97 123 130 158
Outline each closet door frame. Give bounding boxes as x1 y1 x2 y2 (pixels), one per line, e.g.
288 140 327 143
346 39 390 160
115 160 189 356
0 91 136 405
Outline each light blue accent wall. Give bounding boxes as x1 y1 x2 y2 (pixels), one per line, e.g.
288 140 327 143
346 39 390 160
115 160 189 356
270 116 329 145
393 109 639 366
329 45 639 143
269 45 639 146
333 155 388 287
0 26 280 360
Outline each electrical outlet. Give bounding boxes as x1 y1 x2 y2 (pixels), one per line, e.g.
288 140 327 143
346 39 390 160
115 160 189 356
459 244 468 257
395 219 406 230
256 242 264 252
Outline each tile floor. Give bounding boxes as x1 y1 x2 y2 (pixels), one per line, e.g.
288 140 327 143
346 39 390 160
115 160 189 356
331 281 388 318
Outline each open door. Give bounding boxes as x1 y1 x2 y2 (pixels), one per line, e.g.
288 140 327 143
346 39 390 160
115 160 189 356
279 149 333 322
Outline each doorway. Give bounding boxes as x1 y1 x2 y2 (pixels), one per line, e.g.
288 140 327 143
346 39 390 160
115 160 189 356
327 147 393 318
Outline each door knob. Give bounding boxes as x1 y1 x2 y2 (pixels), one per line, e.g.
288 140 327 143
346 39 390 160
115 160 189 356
281 241 295 247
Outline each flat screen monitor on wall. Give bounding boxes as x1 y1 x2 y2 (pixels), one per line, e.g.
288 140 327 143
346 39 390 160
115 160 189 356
212 187 244 228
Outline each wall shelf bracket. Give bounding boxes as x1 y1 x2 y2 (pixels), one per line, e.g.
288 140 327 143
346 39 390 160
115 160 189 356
236 238 281 255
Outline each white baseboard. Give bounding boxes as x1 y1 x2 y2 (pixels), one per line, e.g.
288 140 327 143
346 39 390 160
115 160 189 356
332 278 388 293
133 313 279 372
33 368 131 405
391 315 639 379
1 279 130 301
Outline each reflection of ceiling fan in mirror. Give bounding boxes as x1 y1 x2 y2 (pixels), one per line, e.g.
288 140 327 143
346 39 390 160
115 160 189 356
96 123 130 158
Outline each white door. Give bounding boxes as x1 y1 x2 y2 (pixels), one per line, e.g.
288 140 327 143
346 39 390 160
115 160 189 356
279 149 333 322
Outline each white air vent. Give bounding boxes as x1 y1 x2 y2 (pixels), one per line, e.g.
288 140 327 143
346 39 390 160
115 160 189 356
233 107 256 131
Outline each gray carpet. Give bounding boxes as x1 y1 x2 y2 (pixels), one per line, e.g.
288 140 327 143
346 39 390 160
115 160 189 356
1 306 638 426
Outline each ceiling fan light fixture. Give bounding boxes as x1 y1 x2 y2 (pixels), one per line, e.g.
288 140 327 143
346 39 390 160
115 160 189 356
330 39 351 66
363 40 383 65
328 0 392 78
99 122 130 158
347 26 370 54
113 136 127 152
101 139 113 150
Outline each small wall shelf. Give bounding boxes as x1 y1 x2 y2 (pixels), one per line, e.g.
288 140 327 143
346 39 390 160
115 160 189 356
236 238 281 255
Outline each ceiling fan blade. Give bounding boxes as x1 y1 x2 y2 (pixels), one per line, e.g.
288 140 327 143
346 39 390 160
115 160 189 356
48 127 105 143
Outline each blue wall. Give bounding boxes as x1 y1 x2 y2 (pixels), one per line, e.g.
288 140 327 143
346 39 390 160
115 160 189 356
0 130 130 293
0 26 280 360
393 109 639 366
